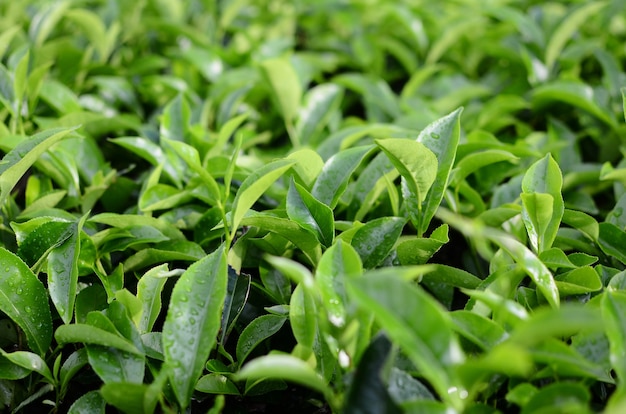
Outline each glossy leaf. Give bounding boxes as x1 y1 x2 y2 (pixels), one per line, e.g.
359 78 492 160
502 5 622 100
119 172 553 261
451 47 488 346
0 127 77 206
521 154 564 253
220 267 251 345
289 284 317 351
196 373 241 395
0 248 52 356
598 222 626 265
67 391 106 414
231 159 295 232
351 217 406 269
236 354 330 396
416 108 463 235
162 245 228 410
47 214 87 324
286 179 334 247
316 240 363 329
0 350 54 384
555 266 602 296
136 265 174 333
236 314 287 365
347 272 465 408
312 145 374 208
376 138 438 207
55 324 142 355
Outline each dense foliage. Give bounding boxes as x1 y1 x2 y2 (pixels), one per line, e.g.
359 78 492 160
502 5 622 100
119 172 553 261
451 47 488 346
1 0 626 412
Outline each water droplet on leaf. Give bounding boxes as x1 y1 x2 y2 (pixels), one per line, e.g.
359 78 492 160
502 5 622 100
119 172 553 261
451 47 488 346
430 132 440 139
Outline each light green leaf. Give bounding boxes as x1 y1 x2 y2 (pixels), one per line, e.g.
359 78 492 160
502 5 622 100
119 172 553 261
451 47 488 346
236 354 330 396
289 284 317 351
545 2 608 70
295 83 343 145
521 154 564 253
231 159 295 231
416 108 463 235
67 391 106 414
376 138 438 207
0 350 54 384
55 324 142 355
260 57 302 125
316 240 363 329
0 127 77 207
602 291 626 383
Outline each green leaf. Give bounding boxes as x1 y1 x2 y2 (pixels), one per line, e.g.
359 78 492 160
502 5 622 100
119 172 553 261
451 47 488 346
136 265 174 333
220 267 251 345
236 314 287 365
521 154 564 253
47 214 88 324
450 311 508 351
260 57 302 125
521 382 590 414
295 83 343 145
396 224 450 265
347 272 465 408
67 391 106 414
376 138 438 207
416 108 463 235
0 350 54 384
100 381 160 414
196 373 241 395
289 284 317 351
598 222 626 265
236 354 330 397
508 305 601 346
231 159 295 232
55 324 142 355
162 245 228 410
602 291 626 383
532 81 616 128
545 1 608 71
316 240 363 329
0 127 77 206
555 266 602 296
344 334 401 414
351 217 406 269
286 179 335 247
0 247 52 356
312 145 374 208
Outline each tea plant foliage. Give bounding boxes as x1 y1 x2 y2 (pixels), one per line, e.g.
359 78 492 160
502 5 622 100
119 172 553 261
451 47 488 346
1 0 626 413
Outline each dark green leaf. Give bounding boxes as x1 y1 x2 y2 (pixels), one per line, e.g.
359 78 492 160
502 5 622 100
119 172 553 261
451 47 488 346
286 179 335 247
162 245 228 410
351 217 406 269
0 247 52 356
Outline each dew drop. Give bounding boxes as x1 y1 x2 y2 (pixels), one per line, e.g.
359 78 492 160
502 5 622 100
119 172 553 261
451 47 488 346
189 317 196 325
614 207 623 217
4 267 10 273
430 132 440 139
180 295 189 302
24 306 32 314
